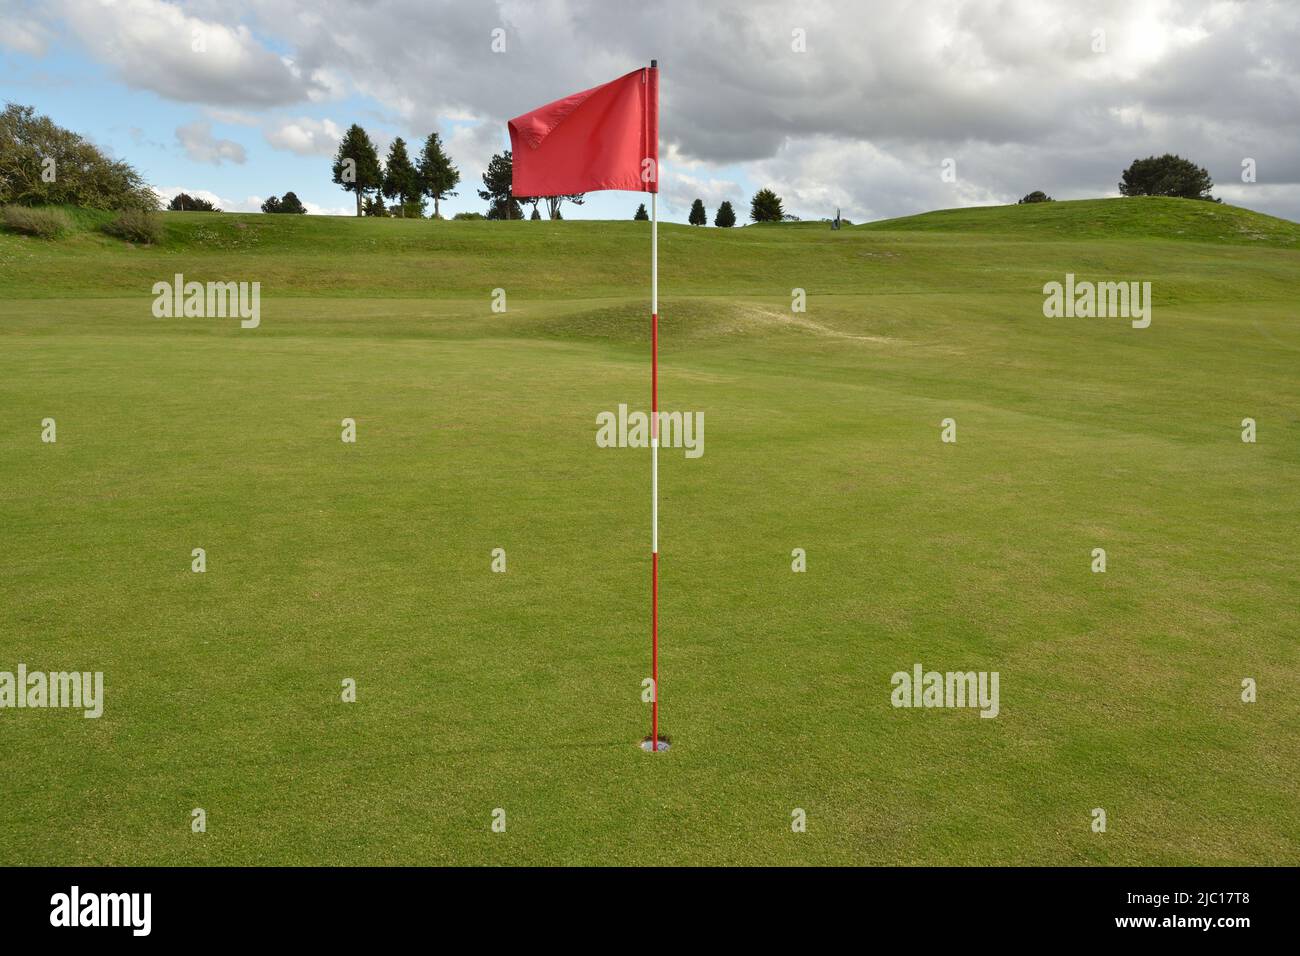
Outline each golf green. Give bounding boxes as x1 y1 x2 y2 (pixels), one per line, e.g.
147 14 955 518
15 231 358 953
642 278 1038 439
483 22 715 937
1 197 1296 865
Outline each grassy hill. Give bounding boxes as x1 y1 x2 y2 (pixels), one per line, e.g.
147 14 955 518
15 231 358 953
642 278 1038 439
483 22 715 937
4 197 1299 301
860 195 1300 245
1 198 1296 866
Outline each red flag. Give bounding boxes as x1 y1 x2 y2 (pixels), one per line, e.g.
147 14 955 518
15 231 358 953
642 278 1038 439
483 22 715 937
509 66 658 197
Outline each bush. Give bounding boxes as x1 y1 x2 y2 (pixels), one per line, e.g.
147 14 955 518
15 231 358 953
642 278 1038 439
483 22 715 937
102 208 163 244
485 197 522 220
1018 191 1054 204
1 204 72 238
1119 154 1218 201
279 191 306 215
452 211 485 220
168 192 219 212
1 104 157 210
388 200 425 219
261 191 307 214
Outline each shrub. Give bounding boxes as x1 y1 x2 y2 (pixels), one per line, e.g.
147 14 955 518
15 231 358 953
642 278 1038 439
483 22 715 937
388 200 425 219
279 191 306 215
1 204 72 238
452 211 485 220
168 192 219 212
102 208 163 244
1 103 157 210
1120 154 1217 201
1018 191 1054 204
262 191 307 214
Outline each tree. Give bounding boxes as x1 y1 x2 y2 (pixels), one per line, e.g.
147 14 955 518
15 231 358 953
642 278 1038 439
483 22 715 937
714 201 736 227
634 203 648 221
263 191 306 214
688 198 707 225
169 192 219 212
486 197 522 220
0 103 157 210
417 132 460 219
1018 191 1053 204
479 151 523 219
530 206 542 220
382 137 422 217
279 191 306 214
750 188 784 223
363 195 387 217
331 124 382 217
545 194 584 219
1119 154 1218 201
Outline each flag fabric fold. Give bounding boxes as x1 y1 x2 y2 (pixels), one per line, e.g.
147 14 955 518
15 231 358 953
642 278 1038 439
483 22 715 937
509 66 658 196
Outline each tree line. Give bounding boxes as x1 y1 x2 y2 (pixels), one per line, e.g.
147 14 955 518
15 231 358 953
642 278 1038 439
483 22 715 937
670 188 789 226
331 124 460 218
164 191 306 214
0 102 1228 224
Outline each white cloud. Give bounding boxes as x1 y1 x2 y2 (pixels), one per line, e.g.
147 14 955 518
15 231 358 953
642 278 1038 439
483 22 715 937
0 13 51 55
21 0 1300 221
51 0 330 106
445 120 506 192
175 121 247 165
205 108 261 127
751 137 1010 223
301 200 354 216
263 117 343 156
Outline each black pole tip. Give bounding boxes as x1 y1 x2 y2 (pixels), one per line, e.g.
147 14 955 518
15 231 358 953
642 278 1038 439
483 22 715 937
651 59 657 68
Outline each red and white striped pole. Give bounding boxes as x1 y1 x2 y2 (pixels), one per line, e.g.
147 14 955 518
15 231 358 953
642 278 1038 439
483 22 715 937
650 191 660 751
649 59 661 753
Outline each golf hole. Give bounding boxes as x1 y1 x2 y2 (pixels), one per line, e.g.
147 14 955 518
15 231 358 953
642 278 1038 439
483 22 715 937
640 736 671 753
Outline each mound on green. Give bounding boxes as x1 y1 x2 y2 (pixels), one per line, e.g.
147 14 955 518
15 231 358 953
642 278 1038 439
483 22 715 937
0 198 1296 866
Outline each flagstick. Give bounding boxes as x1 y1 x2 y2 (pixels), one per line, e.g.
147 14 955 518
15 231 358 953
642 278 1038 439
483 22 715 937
650 185 660 752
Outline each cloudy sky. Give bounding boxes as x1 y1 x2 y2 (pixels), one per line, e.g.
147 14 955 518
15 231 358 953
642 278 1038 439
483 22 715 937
2 0 1298 222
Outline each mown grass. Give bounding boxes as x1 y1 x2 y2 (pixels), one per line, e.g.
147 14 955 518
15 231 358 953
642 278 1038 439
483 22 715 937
0 199 1296 865
859 196 1300 246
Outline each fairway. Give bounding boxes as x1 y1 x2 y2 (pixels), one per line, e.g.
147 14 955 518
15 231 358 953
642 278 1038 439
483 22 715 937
1 198 1297 866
